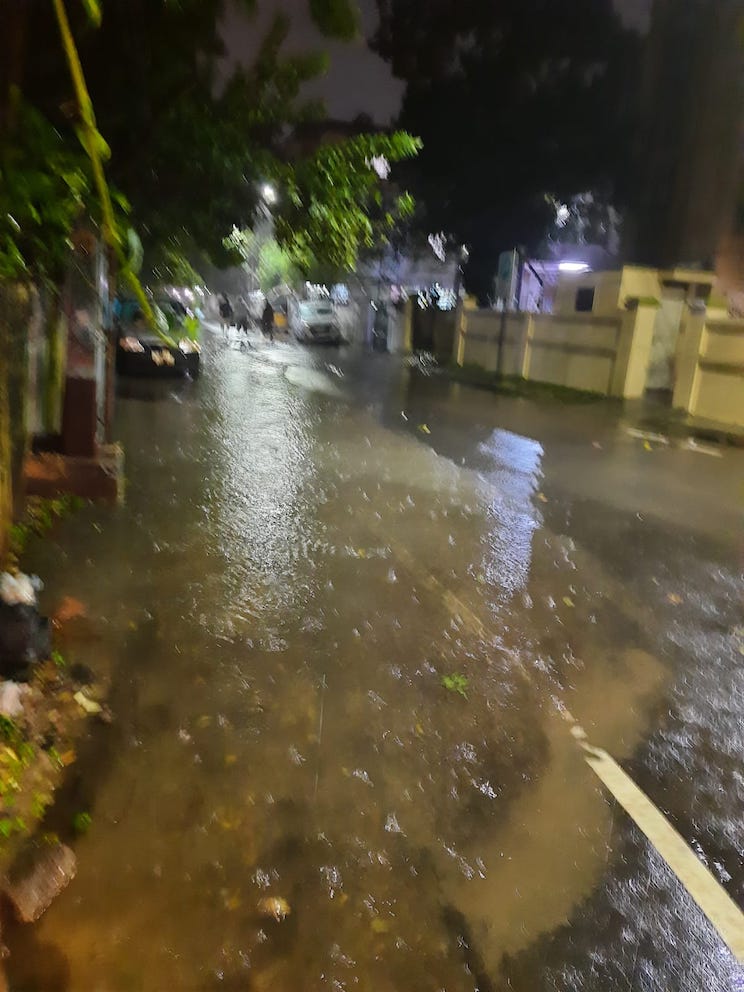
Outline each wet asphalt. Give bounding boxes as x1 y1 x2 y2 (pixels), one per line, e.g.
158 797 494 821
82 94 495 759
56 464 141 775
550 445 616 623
6 325 744 991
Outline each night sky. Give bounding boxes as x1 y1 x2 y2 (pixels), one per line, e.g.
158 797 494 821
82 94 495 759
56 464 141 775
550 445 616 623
221 0 653 124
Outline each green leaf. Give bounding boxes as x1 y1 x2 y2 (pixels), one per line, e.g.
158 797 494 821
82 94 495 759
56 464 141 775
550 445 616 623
126 228 144 274
73 811 92 835
74 122 111 163
81 0 102 27
441 673 469 698
111 189 131 214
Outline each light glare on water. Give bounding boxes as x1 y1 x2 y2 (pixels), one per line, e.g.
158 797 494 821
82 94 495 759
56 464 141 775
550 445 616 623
7 336 744 992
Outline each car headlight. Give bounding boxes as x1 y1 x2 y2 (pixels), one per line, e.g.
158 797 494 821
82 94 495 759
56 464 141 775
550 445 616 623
119 336 145 353
151 349 175 366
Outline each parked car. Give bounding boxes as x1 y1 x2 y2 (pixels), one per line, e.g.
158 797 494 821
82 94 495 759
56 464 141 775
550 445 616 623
289 299 341 344
115 297 201 378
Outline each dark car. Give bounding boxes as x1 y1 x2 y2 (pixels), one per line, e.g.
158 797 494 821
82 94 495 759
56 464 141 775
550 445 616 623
115 298 201 378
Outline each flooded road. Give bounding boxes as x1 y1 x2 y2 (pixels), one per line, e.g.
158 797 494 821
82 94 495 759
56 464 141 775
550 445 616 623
8 329 744 990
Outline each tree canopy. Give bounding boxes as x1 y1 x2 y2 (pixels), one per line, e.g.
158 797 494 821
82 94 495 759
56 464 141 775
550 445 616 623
372 0 641 299
2 0 418 285
223 227 302 292
275 131 420 273
0 100 91 285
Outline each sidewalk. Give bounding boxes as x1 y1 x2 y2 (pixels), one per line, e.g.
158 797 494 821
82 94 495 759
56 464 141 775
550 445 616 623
625 397 744 448
445 364 744 448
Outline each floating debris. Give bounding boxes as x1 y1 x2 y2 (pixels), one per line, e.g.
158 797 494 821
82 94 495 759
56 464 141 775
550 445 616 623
0 681 29 718
626 427 669 445
0 573 39 607
257 895 291 921
384 813 402 834
73 691 102 715
52 597 86 626
4 841 77 922
681 438 723 457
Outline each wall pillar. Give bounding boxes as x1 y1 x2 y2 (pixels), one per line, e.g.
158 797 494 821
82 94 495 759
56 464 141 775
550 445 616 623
519 314 534 379
611 303 658 398
402 297 413 354
455 301 472 367
672 306 707 412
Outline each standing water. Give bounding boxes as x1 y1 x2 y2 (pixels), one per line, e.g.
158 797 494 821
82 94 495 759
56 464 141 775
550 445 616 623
7 334 744 991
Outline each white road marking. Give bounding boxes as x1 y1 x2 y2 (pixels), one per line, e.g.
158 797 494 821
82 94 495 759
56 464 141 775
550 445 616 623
391 542 744 964
580 738 744 964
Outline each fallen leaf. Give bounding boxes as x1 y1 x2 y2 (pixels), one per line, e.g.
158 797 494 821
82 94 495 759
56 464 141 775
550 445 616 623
418 424 431 434
357 548 367 559
537 492 548 503
415 722 424 736
222 891 241 911
225 754 237 766
371 918 389 934
59 749 77 767
666 593 682 605
197 714 211 729
643 440 652 451
562 596 575 608
592 441 602 449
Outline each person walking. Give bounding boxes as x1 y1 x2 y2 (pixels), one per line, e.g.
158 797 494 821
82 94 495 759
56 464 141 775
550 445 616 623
218 294 233 338
261 298 275 342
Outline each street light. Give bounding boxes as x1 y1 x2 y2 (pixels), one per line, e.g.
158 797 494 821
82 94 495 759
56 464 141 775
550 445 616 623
260 183 277 206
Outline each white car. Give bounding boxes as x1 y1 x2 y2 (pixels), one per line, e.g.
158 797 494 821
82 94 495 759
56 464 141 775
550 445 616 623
289 299 342 344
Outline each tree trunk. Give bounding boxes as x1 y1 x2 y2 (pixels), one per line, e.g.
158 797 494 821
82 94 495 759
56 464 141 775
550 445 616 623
42 289 66 436
0 282 32 563
0 301 12 564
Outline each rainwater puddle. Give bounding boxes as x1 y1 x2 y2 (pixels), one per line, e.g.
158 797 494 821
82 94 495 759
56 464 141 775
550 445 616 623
7 337 743 991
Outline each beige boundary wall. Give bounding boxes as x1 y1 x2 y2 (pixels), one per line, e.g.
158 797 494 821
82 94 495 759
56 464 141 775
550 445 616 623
673 311 744 427
455 302 658 399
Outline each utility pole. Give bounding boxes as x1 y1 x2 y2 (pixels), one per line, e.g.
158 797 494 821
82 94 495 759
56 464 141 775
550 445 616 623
496 247 522 375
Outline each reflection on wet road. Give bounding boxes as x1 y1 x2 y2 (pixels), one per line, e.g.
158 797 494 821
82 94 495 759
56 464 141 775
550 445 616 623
8 330 744 990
